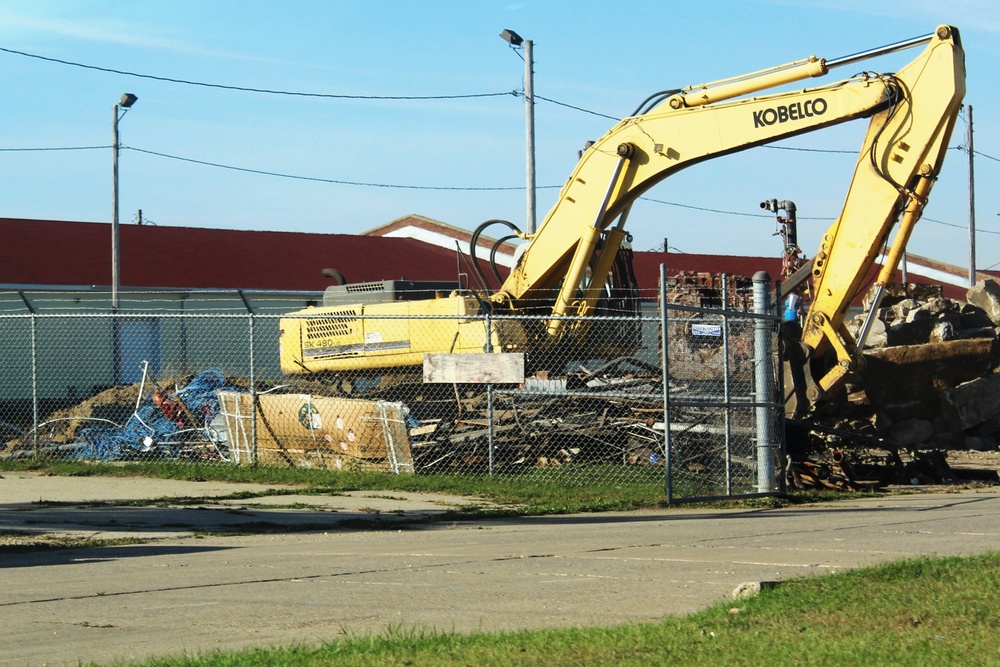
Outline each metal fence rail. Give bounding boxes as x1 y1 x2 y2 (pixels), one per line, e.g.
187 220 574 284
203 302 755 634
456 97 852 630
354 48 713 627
0 279 785 500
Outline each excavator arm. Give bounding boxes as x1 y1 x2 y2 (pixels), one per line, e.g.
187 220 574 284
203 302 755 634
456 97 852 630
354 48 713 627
791 26 965 414
497 27 963 334
279 26 965 399
495 26 963 415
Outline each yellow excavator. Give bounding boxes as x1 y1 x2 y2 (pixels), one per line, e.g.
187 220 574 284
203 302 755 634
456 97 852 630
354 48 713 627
280 25 965 416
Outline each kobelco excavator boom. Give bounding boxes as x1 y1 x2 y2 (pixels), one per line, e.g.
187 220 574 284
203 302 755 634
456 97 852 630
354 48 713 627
280 26 965 417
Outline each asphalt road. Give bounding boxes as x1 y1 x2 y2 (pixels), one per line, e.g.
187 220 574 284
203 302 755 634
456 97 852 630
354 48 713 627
1 473 998 666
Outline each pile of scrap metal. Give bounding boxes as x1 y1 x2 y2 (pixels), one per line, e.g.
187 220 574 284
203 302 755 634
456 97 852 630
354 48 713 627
2 368 230 462
3 370 415 473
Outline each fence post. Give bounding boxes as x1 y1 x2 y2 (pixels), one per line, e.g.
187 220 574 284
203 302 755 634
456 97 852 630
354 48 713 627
721 275 733 496
659 265 673 503
752 271 778 493
17 292 40 458
774 280 787 494
239 290 258 466
31 312 39 458
486 310 494 478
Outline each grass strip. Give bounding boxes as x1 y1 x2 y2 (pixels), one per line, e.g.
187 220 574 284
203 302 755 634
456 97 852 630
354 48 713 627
94 551 1000 667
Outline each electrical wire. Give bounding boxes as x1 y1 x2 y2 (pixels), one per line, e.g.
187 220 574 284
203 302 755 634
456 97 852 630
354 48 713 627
0 145 109 152
4 141 996 235
532 94 619 120
0 46 514 101
124 145 541 191
763 145 856 154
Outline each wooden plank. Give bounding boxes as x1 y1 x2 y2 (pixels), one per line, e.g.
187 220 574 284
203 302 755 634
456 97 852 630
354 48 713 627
423 353 525 384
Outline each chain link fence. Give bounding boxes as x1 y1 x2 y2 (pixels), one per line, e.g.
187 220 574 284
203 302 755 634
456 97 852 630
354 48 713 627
0 280 784 500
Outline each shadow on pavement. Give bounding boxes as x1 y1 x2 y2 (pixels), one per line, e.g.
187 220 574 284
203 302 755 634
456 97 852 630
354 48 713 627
0 543 233 569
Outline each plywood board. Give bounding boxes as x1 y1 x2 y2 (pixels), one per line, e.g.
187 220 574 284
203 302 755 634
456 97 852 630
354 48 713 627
422 353 525 384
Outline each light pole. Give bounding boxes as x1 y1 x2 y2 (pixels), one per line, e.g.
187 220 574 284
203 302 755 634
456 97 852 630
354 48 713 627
112 92 137 311
112 92 136 385
967 104 976 286
500 29 536 235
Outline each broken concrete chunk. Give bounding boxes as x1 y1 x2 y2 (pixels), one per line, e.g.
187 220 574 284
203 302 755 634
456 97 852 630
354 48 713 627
929 432 964 450
870 411 893 435
929 320 955 343
732 581 781 600
966 279 1000 326
887 312 962 346
963 436 998 452
940 374 1000 431
888 418 935 446
904 306 931 324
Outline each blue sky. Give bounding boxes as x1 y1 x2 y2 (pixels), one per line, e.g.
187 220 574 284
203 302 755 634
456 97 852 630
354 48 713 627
1 1 997 271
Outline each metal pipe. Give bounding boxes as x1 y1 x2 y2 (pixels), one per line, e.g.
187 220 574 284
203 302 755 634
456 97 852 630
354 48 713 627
753 271 777 493
112 104 121 313
968 105 977 287
524 39 537 235
673 29 936 110
660 264 673 503
31 312 38 459
721 275 733 496
825 32 934 70
774 280 787 494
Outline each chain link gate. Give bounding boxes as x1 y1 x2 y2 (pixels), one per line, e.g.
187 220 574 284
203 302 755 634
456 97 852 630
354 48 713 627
0 279 784 498
658 270 785 501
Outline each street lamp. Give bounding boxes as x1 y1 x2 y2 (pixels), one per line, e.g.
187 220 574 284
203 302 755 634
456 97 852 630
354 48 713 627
112 92 137 311
112 92 136 385
500 29 536 234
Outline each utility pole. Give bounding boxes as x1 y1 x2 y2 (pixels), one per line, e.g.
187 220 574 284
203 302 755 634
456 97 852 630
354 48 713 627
112 93 137 386
524 38 536 235
967 105 976 286
500 29 537 235
112 93 138 311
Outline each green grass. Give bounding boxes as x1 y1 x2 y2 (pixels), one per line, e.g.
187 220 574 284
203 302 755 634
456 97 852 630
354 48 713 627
92 552 1000 667
0 459 831 514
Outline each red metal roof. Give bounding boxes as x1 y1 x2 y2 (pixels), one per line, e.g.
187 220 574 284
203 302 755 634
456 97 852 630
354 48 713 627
1 218 479 291
1 218 988 303
632 252 784 291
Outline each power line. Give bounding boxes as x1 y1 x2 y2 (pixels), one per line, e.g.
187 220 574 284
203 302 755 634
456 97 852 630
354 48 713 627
0 46 514 101
641 196 1000 235
124 145 557 191
532 94 619 120
762 145 855 154
6 44 999 166
4 142 998 232
0 145 109 152
640 196 832 220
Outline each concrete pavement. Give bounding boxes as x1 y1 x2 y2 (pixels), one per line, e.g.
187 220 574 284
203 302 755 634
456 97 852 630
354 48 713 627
1 472 998 666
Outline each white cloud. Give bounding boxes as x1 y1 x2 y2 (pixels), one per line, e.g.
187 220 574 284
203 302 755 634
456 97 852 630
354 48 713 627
0 8 268 61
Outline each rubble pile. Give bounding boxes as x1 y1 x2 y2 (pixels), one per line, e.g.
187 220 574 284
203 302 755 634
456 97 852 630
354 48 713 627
798 279 1000 486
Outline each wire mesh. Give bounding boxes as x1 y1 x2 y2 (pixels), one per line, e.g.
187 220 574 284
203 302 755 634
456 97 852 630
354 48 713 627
0 289 784 498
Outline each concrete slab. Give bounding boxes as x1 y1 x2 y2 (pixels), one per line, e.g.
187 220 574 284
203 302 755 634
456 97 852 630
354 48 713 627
1 474 998 667
0 472 497 541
